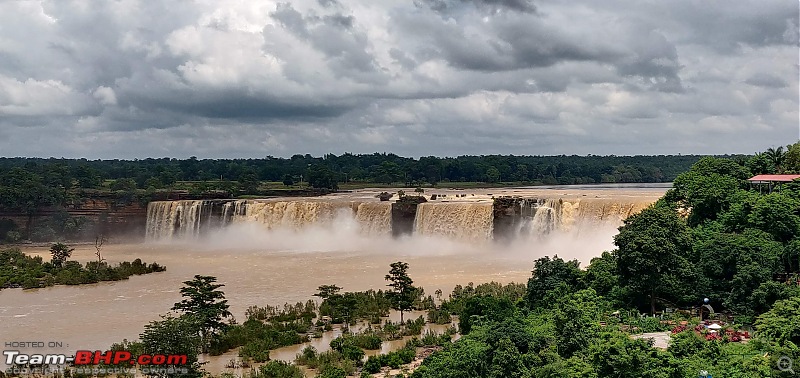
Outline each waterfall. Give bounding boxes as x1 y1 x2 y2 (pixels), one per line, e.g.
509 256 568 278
232 200 354 229
413 202 494 241
146 200 212 240
515 199 562 237
355 202 392 236
145 196 655 242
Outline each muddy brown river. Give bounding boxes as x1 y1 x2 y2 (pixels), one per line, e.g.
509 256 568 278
0 243 534 368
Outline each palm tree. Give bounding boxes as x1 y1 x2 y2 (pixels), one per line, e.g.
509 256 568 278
766 146 786 173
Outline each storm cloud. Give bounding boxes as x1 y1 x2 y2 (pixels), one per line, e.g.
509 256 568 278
0 0 796 158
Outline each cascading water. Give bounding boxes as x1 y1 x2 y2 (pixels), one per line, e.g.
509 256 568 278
413 202 494 241
145 196 655 242
145 200 216 240
146 199 395 241
232 201 355 229
515 199 562 237
355 202 392 236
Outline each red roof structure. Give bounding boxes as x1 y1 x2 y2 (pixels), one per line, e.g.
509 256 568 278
748 174 800 183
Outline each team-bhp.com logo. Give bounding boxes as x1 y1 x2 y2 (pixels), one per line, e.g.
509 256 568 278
4 350 188 366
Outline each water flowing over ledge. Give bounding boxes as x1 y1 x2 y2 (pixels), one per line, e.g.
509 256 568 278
145 193 655 243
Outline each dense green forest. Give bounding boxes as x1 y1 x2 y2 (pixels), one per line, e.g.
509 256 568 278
0 153 710 190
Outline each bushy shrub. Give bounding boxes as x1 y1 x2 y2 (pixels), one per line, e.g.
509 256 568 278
239 339 270 363
252 360 303 378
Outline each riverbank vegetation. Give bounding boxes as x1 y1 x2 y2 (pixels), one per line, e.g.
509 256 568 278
0 244 165 289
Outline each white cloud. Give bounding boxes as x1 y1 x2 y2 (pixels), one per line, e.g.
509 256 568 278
92 86 117 106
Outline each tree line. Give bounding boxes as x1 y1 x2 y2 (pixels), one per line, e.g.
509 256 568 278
0 153 711 194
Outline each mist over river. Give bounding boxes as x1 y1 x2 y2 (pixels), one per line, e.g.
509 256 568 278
0 185 666 370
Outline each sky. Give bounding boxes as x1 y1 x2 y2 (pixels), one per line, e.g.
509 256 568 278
0 0 797 159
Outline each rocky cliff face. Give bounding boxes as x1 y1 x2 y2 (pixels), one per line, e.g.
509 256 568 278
391 196 427 237
0 195 148 242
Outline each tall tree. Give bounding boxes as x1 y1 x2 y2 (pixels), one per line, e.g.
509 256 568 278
784 143 800 173
171 275 232 353
140 315 202 378
525 255 584 309
385 261 416 323
313 284 342 300
49 242 73 268
614 205 695 313
765 146 786 172
755 296 800 346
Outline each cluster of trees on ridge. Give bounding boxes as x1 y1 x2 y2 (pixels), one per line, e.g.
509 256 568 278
0 153 709 193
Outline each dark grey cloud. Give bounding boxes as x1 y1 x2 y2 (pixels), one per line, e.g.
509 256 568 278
317 0 339 7
744 73 789 88
270 3 385 83
0 0 796 159
416 0 536 14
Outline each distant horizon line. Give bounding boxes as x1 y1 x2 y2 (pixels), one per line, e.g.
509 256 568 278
0 152 759 161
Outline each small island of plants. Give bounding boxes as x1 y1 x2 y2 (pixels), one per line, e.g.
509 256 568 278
0 242 166 289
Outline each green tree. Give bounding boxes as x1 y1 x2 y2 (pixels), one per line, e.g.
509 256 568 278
746 152 775 174
254 360 304 378
748 193 800 242
784 143 800 173
553 289 602 358
692 229 782 316
376 161 403 184
458 295 516 335
614 205 695 313
171 275 232 353
74 165 102 188
754 296 800 346
385 261 416 323
526 255 584 309
413 337 492 378
784 239 800 273
583 251 621 300
110 178 138 192
282 174 294 186
488 337 529 378
765 146 786 172
0 168 61 236
145 176 163 189
139 315 202 377
238 171 260 194
486 167 501 183
672 171 742 226
314 284 342 300
307 165 338 190
317 365 347 378
589 332 678 377
49 242 73 268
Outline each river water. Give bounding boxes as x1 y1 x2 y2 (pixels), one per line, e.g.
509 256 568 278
0 185 667 373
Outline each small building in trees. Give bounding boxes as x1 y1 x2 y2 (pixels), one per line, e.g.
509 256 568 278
747 174 800 193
